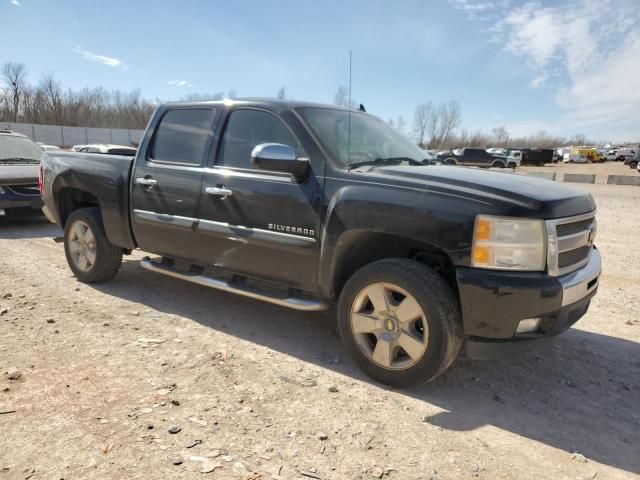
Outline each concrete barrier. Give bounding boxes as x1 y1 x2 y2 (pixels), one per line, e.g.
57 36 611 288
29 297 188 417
563 173 596 184
518 171 556 181
607 175 640 186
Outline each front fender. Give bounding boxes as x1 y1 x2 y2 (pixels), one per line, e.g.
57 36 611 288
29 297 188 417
317 181 478 297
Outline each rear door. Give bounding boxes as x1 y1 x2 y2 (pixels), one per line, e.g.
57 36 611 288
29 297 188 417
196 107 323 291
130 107 216 260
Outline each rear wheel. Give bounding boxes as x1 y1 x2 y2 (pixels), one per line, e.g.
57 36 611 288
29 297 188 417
445 158 457 165
337 259 462 387
629 161 638 169
64 207 122 283
492 160 505 168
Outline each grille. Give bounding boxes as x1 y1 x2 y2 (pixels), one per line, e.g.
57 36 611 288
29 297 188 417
546 212 596 276
558 246 592 269
7 185 39 196
556 218 594 237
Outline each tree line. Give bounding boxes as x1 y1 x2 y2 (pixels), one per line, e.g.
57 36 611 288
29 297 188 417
0 62 154 129
1 61 597 149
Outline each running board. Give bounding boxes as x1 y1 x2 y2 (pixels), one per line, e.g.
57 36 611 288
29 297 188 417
139 256 329 312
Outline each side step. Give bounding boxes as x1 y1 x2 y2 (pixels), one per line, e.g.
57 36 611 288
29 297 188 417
139 256 329 312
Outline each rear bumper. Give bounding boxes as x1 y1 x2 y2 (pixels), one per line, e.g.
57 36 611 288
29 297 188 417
456 248 601 358
0 195 43 211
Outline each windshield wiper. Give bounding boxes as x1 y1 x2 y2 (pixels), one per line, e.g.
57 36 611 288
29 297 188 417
349 156 424 170
0 157 40 165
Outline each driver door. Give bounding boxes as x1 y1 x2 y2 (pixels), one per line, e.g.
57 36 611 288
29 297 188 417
195 108 323 292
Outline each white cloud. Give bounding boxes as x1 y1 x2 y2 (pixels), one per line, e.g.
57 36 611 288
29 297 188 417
167 80 194 88
453 0 640 140
73 47 124 68
530 73 549 89
9 0 20 6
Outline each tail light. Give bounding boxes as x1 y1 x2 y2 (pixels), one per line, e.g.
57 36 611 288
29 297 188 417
38 163 44 197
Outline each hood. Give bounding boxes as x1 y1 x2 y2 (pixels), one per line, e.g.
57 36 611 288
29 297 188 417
367 165 596 219
0 164 39 185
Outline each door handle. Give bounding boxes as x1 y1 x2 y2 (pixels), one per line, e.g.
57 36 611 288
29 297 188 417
135 177 158 188
205 186 233 198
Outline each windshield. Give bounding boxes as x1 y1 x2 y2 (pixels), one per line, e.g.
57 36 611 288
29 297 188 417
297 107 428 168
0 135 44 164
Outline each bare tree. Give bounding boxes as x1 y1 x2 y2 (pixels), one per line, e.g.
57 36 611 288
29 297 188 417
569 133 587 146
491 126 509 147
412 102 433 147
277 86 286 99
333 85 356 108
40 72 64 125
2 62 28 122
436 101 461 148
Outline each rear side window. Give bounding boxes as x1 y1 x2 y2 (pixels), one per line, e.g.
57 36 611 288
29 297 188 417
151 108 215 165
217 109 298 169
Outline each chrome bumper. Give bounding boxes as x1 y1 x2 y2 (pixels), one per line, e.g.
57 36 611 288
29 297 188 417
559 248 601 306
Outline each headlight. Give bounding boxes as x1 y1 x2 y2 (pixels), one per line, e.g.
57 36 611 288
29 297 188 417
471 215 546 271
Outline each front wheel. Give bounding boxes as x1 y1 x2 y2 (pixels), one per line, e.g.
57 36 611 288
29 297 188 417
492 160 505 168
629 161 638 169
64 207 122 283
337 259 462 387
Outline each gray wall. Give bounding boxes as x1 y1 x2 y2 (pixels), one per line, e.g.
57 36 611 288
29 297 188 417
0 121 144 147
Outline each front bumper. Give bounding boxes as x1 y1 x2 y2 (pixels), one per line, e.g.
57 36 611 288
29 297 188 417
456 248 601 358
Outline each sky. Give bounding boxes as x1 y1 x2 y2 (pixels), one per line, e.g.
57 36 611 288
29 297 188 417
1 0 639 142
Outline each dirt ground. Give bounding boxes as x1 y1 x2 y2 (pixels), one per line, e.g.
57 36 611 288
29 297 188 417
519 160 638 178
0 183 639 480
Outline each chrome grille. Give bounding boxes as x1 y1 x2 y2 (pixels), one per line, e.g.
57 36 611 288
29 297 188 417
556 218 594 237
558 245 592 269
546 212 596 276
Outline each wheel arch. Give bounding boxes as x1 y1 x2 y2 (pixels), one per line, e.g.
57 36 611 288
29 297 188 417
325 230 458 299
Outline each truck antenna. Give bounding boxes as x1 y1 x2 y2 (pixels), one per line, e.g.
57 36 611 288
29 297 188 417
348 50 352 166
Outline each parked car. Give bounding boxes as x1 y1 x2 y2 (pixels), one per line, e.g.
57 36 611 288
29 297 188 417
617 147 636 162
36 143 62 152
486 147 506 156
563 148 600 163
622 149 638 168
0 130 44 217
76 144 137 156
503 149 522 168
41 99 601 387
437 147 509 167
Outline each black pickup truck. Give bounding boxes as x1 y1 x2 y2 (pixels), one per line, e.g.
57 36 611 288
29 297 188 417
437 148 509 168
41 99 601 387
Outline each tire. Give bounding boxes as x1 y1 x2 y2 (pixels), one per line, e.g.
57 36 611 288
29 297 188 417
64 207 122 283
492 160 505 168
508 162 516 169
337 258 463 388
629 161 638 169
444 158 457 165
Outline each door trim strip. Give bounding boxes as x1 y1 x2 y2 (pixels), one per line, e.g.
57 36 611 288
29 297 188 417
133 209 316 247
133 209 197 229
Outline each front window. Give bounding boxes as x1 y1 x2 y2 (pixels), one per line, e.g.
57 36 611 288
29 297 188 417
297 107 427 167
0 135 44 164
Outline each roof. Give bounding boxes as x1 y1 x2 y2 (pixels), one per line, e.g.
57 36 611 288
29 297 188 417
161 98 368 114
0 129 27 138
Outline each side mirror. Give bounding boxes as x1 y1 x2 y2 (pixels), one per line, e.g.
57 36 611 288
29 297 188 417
251 143 309 180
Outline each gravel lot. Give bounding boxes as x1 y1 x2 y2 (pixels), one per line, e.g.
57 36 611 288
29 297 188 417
519 160 638 178
0 183 639 480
